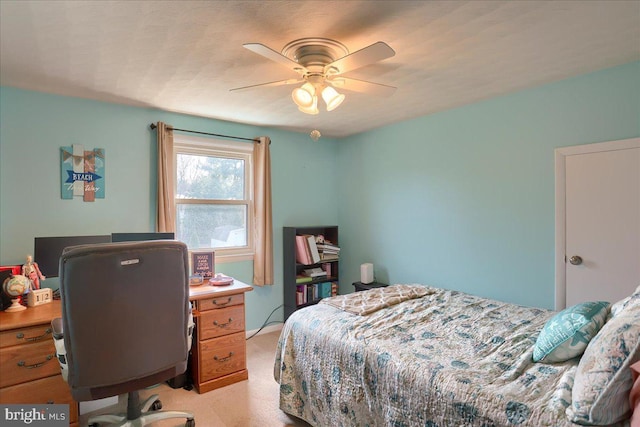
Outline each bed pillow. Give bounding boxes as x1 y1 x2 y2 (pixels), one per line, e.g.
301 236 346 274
610 285 640 317
532 301 609 363
630 361 640 427
567 292 640 425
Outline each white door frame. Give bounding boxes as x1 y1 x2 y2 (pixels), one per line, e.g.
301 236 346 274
555 137 640 310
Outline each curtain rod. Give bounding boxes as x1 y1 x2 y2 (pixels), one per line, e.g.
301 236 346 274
149 123 257 142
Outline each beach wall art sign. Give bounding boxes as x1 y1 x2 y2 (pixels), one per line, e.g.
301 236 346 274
60 145 105 201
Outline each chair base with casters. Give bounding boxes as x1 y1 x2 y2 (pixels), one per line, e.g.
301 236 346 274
87 390 194 427
52 317 196 427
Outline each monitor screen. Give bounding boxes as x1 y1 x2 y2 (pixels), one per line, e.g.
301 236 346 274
34 235 112 278
111 232 175 243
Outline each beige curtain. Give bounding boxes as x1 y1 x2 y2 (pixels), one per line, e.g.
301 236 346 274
253 136 273 286
156 122 176 233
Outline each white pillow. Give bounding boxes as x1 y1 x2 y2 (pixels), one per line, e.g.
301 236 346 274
610 285 640 317
567 287 640 425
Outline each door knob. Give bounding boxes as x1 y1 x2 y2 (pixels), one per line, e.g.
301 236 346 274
569 255 583 265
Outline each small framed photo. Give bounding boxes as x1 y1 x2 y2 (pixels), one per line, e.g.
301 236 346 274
190 251 215 279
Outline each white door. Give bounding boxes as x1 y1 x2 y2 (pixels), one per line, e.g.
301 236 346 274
555 138 640 309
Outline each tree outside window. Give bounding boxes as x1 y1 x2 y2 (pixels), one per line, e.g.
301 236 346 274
174 137 253 260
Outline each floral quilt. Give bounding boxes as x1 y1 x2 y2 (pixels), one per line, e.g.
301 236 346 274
274 285 610 427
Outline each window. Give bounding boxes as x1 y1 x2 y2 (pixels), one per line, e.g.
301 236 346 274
174 135 253 261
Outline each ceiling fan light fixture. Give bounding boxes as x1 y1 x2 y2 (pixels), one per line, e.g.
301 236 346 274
322 86 345 111
298 95 319 115
291 82 316 108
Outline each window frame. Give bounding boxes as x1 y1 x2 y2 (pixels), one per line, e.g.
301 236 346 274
173 134 254 263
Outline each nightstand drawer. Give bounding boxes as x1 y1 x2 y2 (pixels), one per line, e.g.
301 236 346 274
198 332 246 383
0 324 54 349
0 374 78 424
198 305 245 340
0 340 59 388
198 293 244 312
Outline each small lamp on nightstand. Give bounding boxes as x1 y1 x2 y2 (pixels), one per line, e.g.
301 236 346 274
360 263 374 284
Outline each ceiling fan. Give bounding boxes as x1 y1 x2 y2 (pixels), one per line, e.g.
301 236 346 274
230 38 396 115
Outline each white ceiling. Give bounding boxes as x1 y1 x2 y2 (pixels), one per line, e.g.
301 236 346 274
1 1 639 138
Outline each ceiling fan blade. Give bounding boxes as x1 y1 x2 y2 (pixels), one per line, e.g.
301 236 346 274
328 77 396 97
243 43 307 74
230 78 303 92
325 41 395 75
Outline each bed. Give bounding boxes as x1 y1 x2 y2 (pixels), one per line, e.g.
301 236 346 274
274 284 639 427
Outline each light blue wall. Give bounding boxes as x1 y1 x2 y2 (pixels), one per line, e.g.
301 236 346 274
0 87 339 330
337 61 640 309
1 61 638 325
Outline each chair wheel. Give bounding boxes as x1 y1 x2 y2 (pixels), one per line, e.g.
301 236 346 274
88 423 99 427
151 400 162 411
185 419 195 427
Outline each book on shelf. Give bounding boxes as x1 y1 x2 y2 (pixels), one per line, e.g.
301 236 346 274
296 285 306 305
295 235 312 265
303 267 327 278
321 262 331 277
317 239 340 261
320 253 339 261
296 275 313 284
319 282 333 298
295 282 337 307
305 234 321 263
316 243 340 252
307 284 316 302
294 233 340 266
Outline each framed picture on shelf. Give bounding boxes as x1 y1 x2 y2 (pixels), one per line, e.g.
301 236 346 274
191 251 215 279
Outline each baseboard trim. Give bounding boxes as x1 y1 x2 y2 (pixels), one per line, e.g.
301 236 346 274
246 322 283 338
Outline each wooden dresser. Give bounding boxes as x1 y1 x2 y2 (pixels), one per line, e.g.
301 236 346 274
189 280 253 394
0 300 79 426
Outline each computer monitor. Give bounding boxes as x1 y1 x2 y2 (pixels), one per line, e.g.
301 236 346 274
111 232 175 243
34 235 112 278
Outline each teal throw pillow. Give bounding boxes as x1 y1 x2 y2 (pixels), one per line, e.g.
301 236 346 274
532 301 609 363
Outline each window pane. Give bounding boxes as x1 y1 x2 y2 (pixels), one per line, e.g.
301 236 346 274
176 154 245 200
177 203 247 249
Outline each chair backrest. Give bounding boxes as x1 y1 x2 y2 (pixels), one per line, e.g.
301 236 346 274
59 240 190 401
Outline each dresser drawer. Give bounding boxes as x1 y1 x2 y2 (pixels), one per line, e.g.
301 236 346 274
0 340 59 388
198 293 244 312
198 332 246 383
0 324 54 349
198 305 245 340
0 374 78 423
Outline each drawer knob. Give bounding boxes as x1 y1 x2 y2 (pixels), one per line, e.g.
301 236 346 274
213 352 234 362
213 318 233 328
212 297 232 306
17 354 54 369
16 328 52 342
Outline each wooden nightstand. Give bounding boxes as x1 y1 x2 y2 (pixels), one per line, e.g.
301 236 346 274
352 281 388 292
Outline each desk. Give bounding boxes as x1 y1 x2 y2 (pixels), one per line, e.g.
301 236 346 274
0 278 252 424
189 279 253 393
0 300 79 426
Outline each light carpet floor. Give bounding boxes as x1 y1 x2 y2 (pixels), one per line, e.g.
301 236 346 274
80 327 311 427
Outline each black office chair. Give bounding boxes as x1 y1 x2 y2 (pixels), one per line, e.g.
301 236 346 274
52 240 195 427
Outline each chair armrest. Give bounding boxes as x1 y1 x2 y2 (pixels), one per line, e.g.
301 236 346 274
187 303 195 352
51 317 64 339
51 317 68 382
